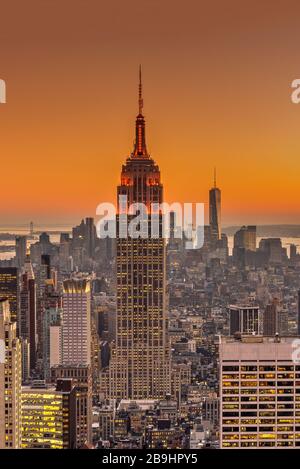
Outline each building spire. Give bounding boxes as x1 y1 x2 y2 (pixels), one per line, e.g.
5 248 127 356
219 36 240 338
214 167 217 188
139 64 143 115
133 66 148 158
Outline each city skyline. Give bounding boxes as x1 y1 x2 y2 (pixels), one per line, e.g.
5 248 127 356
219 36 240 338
2 0 300 457
1 1 300 225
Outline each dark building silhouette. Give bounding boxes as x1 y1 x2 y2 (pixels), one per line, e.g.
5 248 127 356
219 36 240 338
263 299 279 336
209 168 221 242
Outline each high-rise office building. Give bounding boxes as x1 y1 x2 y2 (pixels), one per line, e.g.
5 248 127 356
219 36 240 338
263 299 280 336
0 299 22 448
15 235 27 269
259 238 286 264
290 244 297 260
19 254 37 372
85 217 96 258
21 379 76 449
50 365 92 447
21 339 30 383
233 226 257 253
209 168 221 241
59 233 71 272
42 304 62 380
298 290 300 336
35 254 53 363
62 279 91 366
229 305 260 336
108 69 171 399
39 279 61 366
219 335 300 448
233 226 257 266
0 267 19 324
72 218 96 264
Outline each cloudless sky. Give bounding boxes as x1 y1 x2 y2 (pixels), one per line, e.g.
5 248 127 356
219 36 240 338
0 0 300 226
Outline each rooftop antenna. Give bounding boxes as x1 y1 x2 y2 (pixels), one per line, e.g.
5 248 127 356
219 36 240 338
138 64 143 115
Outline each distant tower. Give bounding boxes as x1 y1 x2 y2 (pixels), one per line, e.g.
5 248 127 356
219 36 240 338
209 168 221 241
290 244 297 260
30 222 34 236
15 235 27 269
85 217 96 258
234 226 256 251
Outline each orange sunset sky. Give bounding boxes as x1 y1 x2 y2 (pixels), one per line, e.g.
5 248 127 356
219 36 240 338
0 0 300 226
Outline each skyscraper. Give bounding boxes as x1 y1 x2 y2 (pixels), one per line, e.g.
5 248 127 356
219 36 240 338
0 299 22 449
42 301 62 380
233 225 257 266
259 238 285 264
15 235 27 269
85 217 96 259
298 290 300 336
21 380 76 449
36 254 52 363
209 168 221 241
72 218 96 258
233 225 256 252
220 335 300 448
108 68 171 399
290 243 297 260
62 279 91 366
50 365 92 448
263 298 280 336
0 267 19 324
19 253 37 372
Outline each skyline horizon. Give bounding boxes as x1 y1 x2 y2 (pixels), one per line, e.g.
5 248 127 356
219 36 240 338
1 220 300 231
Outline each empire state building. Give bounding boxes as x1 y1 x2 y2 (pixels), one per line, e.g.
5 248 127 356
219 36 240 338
108 68 171 399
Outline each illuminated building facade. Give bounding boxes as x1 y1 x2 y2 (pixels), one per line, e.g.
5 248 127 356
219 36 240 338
0 299 22 449
145 420 185 449
50 364 92 448
108 68 171 399
19 254 37 371
220 335 300 448
62 279 91 366
0 267 19 324
21 380 76 449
